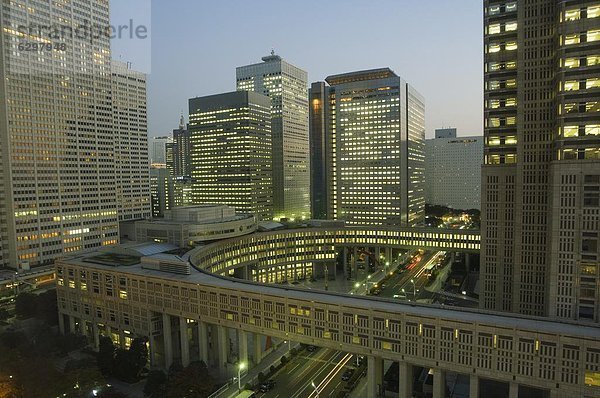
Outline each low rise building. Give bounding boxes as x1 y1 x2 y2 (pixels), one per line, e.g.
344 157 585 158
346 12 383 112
127 205 256 247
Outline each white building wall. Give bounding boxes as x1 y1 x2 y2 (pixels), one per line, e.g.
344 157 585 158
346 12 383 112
425 136 483 210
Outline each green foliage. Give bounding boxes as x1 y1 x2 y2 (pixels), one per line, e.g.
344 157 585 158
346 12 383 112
290 347 297 356
166 361 215 398
13 290 58 325
0 308 10 321
98 336 115 375
280 355 288 365
143 370 167 397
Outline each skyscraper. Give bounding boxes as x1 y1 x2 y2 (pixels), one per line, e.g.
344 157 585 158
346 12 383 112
482 0 600 322
0 0 149 268
236 54 310 221
112 61 152 222
310 68 425 226
169 115 192 177
425 129 483 210
189 91 273 220
150 136 172 167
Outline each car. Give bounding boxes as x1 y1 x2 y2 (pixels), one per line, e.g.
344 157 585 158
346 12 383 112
341 369 355 381
306 345 317 352
259 380 275 392
393 293 407 299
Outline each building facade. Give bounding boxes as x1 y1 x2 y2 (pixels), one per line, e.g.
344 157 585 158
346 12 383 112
150 136 172 167
168 115 192 178
0 0 151 269
236 54 310 221
425 131 483 210
150 166 172 219
310 68 425 227
128 205 257 247
188 91 273 220
111 61 152 222
481 0 600 322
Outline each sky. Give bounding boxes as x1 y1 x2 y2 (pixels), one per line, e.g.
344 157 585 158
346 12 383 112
111 0 483 139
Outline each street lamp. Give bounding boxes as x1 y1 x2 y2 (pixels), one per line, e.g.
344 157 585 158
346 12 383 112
237 362 246 390
311 381 319 397
410 279 416 299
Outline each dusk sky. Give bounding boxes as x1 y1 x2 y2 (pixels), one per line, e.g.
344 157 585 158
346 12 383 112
111 0 483 139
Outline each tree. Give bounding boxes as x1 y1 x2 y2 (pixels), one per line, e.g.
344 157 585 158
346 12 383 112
0 308 9 321
35 290 58 325
14 293 36 319
98 336 115 375
128 337 148 377
143 370 167 397
166 361 214 398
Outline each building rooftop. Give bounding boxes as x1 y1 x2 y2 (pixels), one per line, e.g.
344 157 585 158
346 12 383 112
325 68 398 86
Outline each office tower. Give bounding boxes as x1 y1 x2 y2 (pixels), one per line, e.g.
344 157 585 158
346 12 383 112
425 130 484 210
188 91 273 220
150 136 172 166
482 0 600 322
168 115 192 177
309 68 425 226
112 61 152 222
150 166 173 218
309 82 329 219
236 54 310 221
0 0 123 268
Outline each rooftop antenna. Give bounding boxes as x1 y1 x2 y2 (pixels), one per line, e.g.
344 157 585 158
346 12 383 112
271 48 275 56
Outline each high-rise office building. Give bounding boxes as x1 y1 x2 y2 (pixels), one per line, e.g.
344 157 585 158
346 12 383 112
482 0 600 322
0 0 150 268
425 130 483 210
189 91 273 220
150 136 172 166
168 115 192 177
236 54 310 221
112 61 152 222
310 68 425 226
150 166 173 219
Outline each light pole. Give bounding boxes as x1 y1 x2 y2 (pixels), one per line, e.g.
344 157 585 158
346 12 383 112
237 362 245 391
410 279 416 299
311 381 319 397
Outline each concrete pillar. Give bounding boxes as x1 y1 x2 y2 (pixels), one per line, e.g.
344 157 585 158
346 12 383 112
58 313 65 334
509 382 519 398
398 362 413 398
180 317 190 367
466 253 472 273
119 329 126 348
352 247 358 278
432 368 445 398
217 325 228 378
149 334 157 366
198 320 208 365
367 356 383 398
469 374 479 398
238 330 248 365
163 313 173 369
343 247 348 272
253 333 262 364
92 323 100 351
68 315 76 334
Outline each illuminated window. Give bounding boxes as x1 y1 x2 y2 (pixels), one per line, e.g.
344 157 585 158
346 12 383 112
505 136 517 145
588 30 600 42
586 125 600 136
563 126 579 137
505 154 517 164
565 34 580 45
587 102 600 112
506 2 516 12
587 78 600 89
489 44 501 53
506 98 517 107
506 79 516 88
488 137 501 146
588 5 600 18
565 9 580 21
564 58 580 68
506 42 517 51
489 5 500 15
505 22 517 31
564 81 579 91
488 24 501 34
